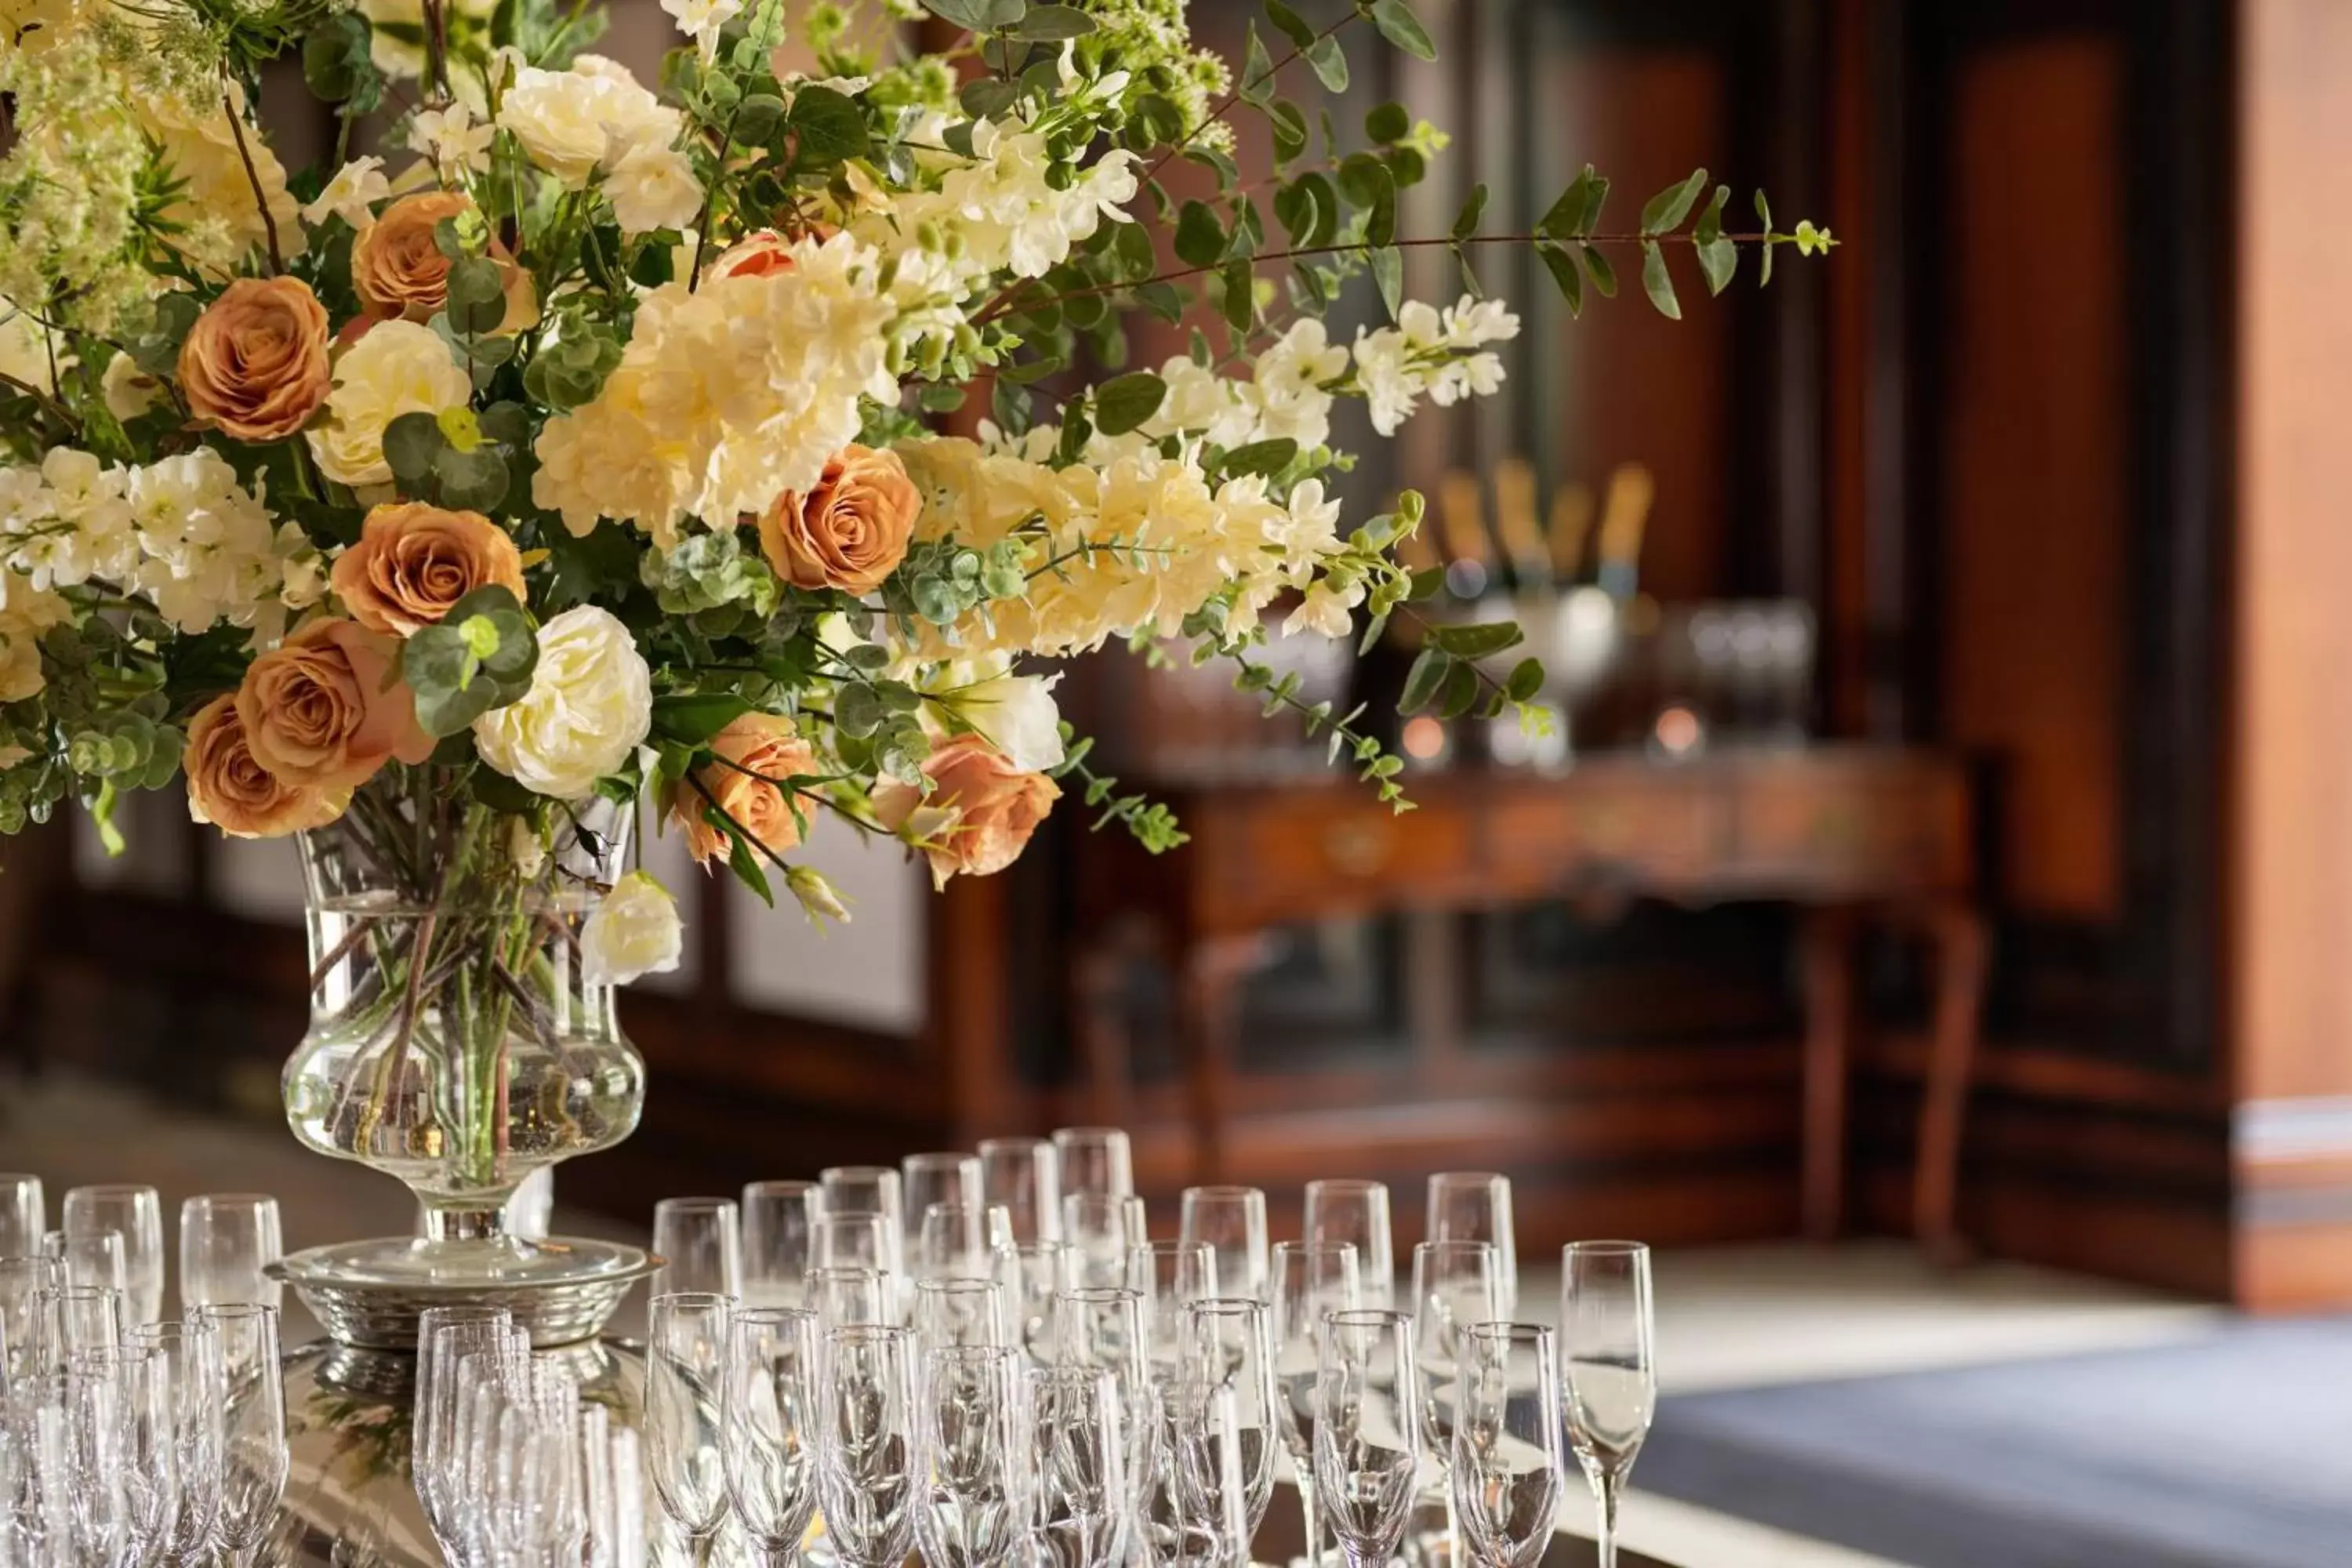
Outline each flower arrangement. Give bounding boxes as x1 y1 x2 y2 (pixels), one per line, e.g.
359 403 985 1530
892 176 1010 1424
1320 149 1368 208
0 0 1832 982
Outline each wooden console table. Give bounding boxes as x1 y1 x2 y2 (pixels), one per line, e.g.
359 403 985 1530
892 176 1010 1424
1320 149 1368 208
1073 745 1984 1254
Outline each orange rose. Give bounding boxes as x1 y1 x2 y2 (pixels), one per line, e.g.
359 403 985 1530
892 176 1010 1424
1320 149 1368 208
757 444 920 597
331 503 526 637
871 732 1059 888
670 713 821 866
183 695 350 839
710 223 837 280
177 277 332 442
234 619 434 791
351 192 538 330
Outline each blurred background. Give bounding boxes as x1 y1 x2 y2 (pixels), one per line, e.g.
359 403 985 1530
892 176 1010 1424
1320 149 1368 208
10 0 2352 1564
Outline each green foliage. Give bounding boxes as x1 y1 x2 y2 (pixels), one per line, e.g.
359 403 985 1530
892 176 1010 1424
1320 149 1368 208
401 586 539 737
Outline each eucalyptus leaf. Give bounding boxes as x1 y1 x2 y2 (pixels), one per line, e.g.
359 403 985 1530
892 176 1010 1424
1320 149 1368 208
1581 243 1618 298
1175 200 1225 267
788 85 868 160
1452 182 1487 242
1641 238 1681 319
382 411 445 485
1221 437 1298 479
1264 0 1316 49
1093 371 1167 436
1303 33 1348 92
1370 245 1403 319
1010 4 1093 38
1366 100 1409 144
1697 232 1737 296
1538 241 1583 315
1367 0 1436 59
1639 166 1708 236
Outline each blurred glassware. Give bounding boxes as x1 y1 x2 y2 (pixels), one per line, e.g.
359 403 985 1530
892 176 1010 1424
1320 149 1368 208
994 1240 1070 1367
646 1292 734 1548
1176 1298 1277 1538
178 1196 283 1314
740 1181 823 1308
1451 1322 1563 1568
0 1174 42 1260
449 1350 584 1568
0 1255 56 1380
724 1305 822 1568
978 1137 1063 1244
912 1200 994 1283
1302 1180 1394 1308
1178 1187 1269 1305
191 1303 285 1568
804 1265 895 1332
818 1323 918 1568
810 1211 898 1276
70 1341 178 1568
651 1198 742 1300
1404 1237 1503 1568
913 1276 1010 1351
901 1153 982 1235
1026 1364 1128 1568
1270 1240 1361 1568
413 1306 528 1562
1425 1173 1517 1316
1062 1194 1149 1291
36 1283 123 1375
819 1166 907 1277
912 1343 1025 1567
1127 1240 1220 1374
1559 1242 1657 1568
1052 1285 1160 1553
130 1318 225 1567
43 1226 127 1299
1313 1308 1420 1568
1161 1380 1250 1568
1050 1129 1134 1201
62 1185 164 1329
578 1397 648 1568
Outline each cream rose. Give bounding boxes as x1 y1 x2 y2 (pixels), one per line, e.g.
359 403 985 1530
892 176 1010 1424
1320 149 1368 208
579 869 682 986
331 503 526 636
351 191 537 330
757 443 920 597
605 143 702 236
183 694 351 839
102 352 165 422
473 606 652 799
871 732 1059 887
501 64 679 187
957 670 1065 772
670 712 819 866
305 321 473 488
178 277 334 443
235 618 434 791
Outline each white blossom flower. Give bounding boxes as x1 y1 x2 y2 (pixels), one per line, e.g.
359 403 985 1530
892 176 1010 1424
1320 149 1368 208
100 352 165 422
660 0 742 60
604 142 702 236
1285 577 1363 640
306 321 473 488
579 870 683 985
405 102 497 179
474 605 654 799
958 670 1065 772
300 156 390 230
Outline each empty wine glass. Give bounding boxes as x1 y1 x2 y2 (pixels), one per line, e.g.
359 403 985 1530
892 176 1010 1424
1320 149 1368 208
724 1306 822 1568
1560 1243 1656 1568
0 1255 54 1379
979 1137 1063 1243
647 1292 734 1547
913 1276 1010 1350
805 1265 895 1331
1178 1188 1269 1305
192 1303 285 1568
70 1341 177 1568
1313 1309 1419 1568
1161 1379 1250 1568
811 1212 898 1275
1452 1322 1563 1568
1051 1129 1134 1200
1052 1285 1160 1552
817 1323 918 1568
1063 1194 1149 1290
63 1186 164 1329
0 1173 42 1258
36 1283 123 1374
902 1153 982 1232
912 1200 993 1283
1177 1298 1278 1536
652 1198 742 1300
913 1343 1025 1566
1027 1364 1128 1567
579 1397 649 1568
1271 1240 1361 1568
44 1226 127 1299
741 1181 823 1308
819 1166 904 1221
1303 1181 1394 1308
993 1240 1070 1365
452 1352 584 1568
130 1319 224 1566
1129 1240 1220 1374
415 1306 528 1560
178 1196 283 1314
1425 1174 1516 1316
1407 1238 1502 1564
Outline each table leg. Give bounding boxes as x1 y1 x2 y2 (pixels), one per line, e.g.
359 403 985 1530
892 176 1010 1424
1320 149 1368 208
1179 935 1261 1185
1799 908 1857 1241
1915 901 1989 1262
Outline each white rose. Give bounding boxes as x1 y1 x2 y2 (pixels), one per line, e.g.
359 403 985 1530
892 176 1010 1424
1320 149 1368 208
473 605 653 799
605 143 702 236
500 67 618 186
101 352 165 422
960 670 1065 772
305 321 472 488
579 869 681 986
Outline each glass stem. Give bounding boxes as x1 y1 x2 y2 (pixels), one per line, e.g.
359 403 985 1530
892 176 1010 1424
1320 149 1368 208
1596 1474 1621 1568
1301 1467 1327 1566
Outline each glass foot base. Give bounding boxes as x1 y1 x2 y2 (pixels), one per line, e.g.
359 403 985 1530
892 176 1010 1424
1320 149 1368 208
273 1235 659 1350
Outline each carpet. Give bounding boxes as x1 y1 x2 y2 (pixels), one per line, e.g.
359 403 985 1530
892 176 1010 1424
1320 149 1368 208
1635 1318 2352 1568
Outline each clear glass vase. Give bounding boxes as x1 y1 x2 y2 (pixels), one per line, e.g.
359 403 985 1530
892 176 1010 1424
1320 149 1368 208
279 768 646 1290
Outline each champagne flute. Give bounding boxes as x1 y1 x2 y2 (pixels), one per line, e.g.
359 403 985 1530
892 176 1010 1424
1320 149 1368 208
1271 1240 1360 1568
0 1255 54 1380
1425 1174 1516 1316
741 1181 823 1308
901 1153 982 1233
1312 1309 1420 1568
44 1227 127 1299
724 1305 822 1568
805 1265 895 1331
821 1167 907 1281
1178 1298 1279 1536
1050 1128 1134 1200
1051 1286 1160 1551
192 1303 285 1568
817 1323 918 1568
0 1173 42 1258
993 1240 1070 1366
1559 1242 1656 1568
652 1198 742 1299
1407 1239 1502 1566
912 1200 993 1282
178 1196 283 1312
63 1185 163 1329
647 1292 734 1548
1127 1239 1219 1374
71 1341 178 1568
36 1283 123 1374
1162 1379 1250 1568
811 1212 898 1274
913 1276 1011 1350
1303 1180 1394 1308
1178 1188 1269 1305
1062 1194 1149 1290
1452 1322 1563 1568
912 1343 1025 1567
1028 1364 1129 1567
979 1136 1063 1243
415 1307 524 1559
131 1319 225 1567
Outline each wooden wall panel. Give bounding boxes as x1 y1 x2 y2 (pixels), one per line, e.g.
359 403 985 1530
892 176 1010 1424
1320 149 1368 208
1938 39 2126 919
